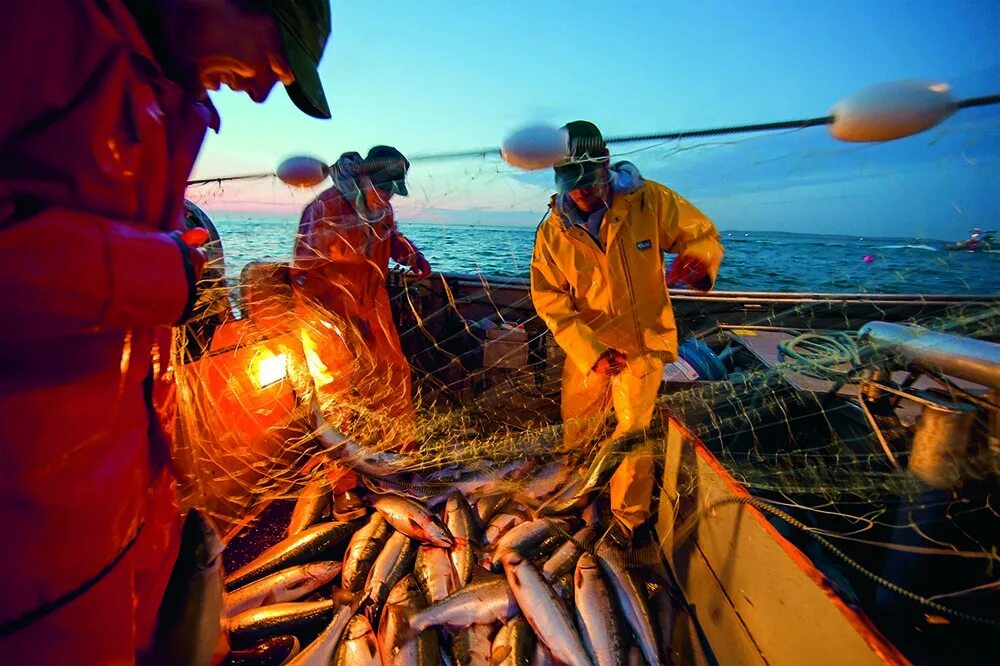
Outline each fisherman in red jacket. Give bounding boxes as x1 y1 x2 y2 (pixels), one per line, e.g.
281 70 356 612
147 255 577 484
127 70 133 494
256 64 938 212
293 147 431 518
0 1 331 663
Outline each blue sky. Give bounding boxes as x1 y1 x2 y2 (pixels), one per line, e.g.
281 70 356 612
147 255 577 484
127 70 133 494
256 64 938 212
189 1 1000 238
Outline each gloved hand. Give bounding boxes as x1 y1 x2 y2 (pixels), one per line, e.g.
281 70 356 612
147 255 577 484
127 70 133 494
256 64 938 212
593 348 627 376
171 227 210 323
171 227 211 282
409 252 432 279
390 232 431 279
667 254 712 290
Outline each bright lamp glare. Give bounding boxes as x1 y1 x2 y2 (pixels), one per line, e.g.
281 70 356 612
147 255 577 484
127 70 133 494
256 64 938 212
256 352 287 388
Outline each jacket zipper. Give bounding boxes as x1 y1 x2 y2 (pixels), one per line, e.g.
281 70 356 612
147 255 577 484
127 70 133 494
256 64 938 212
617 239 646 354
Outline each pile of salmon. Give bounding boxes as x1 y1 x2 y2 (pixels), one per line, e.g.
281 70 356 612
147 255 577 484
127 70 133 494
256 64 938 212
219 486 677 666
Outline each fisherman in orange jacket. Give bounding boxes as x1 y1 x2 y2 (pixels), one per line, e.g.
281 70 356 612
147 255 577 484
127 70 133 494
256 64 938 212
530 121 724 530
293 146 431 519
0 1 331 663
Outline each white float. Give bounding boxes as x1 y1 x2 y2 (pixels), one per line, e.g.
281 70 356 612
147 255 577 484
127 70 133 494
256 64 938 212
500 124 571 170
277 156 330 188
829 80 956 142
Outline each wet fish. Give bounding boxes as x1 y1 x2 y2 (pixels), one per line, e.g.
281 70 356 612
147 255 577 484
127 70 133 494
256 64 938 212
595 543 661 666
541 436 634 515
408 578 518 632
542 525 598 581
287 475 332 537
495 615 535 666
224 561 342 618
645 579 676 664
484 513 526 547
333 614 381 666
152 509 225 666
342 513 392 592
225 521 354 591
414 545 460 604
313 399 416 477
444 491 478 585
513 461 577 507
475 495 511 526
452 622 492 666
494 518 570 563
501 551 590 666
285 604 353 666
375 494 455 547
225 635 300 666
575 552 627 666
361 531 419 624
379 575 441 665
227 599 335 647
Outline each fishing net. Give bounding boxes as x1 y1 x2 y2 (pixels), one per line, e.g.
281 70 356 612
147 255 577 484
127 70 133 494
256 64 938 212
175 100 1000 659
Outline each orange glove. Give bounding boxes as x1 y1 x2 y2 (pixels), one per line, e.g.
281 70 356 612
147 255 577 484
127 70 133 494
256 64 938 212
667 255 712 290
593 349 627 376
175 227 209 279
171 228 210 323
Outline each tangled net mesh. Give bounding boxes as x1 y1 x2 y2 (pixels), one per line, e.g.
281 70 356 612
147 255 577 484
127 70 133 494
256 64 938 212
172 108 1000 645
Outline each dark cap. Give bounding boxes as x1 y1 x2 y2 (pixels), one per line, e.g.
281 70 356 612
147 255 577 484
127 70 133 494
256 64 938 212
553 120 610 193
364 145 410 197
266 0 332 119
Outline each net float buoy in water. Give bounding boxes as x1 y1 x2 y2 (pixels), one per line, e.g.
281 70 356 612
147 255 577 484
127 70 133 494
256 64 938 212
829 81 956 143
500 124 570 170
277 156 330 188
863 255 875 263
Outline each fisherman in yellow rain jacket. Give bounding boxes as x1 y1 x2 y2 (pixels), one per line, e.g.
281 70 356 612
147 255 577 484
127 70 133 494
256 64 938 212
530 120 724 530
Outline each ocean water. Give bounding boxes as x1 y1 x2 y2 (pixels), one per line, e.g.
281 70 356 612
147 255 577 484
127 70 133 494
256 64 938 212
212 216 1000 296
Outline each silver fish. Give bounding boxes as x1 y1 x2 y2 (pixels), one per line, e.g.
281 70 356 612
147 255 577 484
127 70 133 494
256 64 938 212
313 399 416 477
342 513 392 592
595 543 661 666
475 494 511 526
375 494 455 547
414 545 460 604
494 519 570 563
152 509 224 666
494 615 535 666
452 622 493 666
645 579 676 663
225 635 300 666
285 604 353 666
484 513 526 547
501 551 590 666
408 578 519 632
224 561 342 618
287 474 332 537
531 642 555 666
444 491 479 585
575 552 627 666
379 575 440 665
225 521 354 591
361 531 419 624
227 599 335 647
333 614 381 666
542 525 598 581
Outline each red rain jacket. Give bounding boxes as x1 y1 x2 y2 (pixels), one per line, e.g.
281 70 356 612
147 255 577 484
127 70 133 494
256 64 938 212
0 0 215 636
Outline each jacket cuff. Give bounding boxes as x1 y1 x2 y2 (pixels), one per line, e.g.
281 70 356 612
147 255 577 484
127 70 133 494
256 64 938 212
106 227 191 328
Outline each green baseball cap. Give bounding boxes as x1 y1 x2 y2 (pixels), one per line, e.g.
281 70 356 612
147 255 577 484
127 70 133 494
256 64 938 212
266 0 332 119
553 120 610 193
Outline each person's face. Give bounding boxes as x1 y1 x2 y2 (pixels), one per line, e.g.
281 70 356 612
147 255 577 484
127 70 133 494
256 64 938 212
567 177 610 214
365 186 393 211
174 2 294 103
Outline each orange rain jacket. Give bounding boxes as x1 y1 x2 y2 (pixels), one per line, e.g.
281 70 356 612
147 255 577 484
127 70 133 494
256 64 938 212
0 1 215 658
530 162 724 374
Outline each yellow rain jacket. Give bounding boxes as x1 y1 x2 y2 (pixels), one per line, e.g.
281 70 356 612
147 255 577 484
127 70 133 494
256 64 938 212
530 163 724 375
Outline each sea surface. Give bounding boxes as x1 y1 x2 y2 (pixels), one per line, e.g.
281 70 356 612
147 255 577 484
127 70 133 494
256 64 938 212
212 216 1000 296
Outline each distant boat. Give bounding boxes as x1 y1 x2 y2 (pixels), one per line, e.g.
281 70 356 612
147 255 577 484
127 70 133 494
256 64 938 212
944 228 996 252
